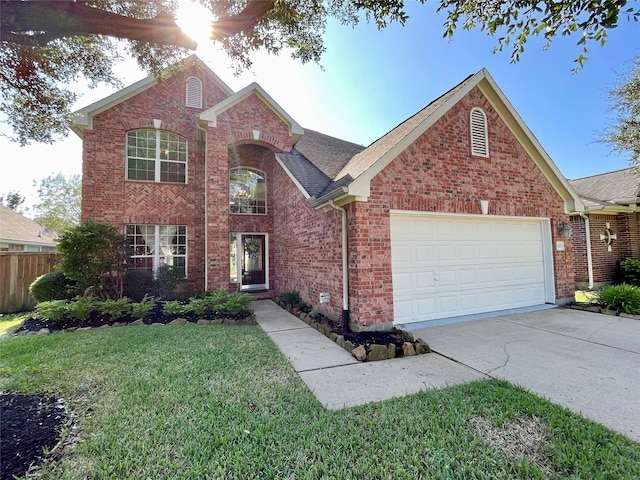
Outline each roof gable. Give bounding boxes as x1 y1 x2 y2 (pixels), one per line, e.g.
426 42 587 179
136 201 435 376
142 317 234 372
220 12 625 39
72 55 233 136
309 69 583 213
199 82 304 143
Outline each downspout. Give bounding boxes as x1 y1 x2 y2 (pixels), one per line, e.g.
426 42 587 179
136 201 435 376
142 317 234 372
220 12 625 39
579 213 594 290
197 123 209 289
328 199 350 331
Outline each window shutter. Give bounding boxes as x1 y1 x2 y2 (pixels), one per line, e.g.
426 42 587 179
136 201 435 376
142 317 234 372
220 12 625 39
470 107 489 157
186 77 202 108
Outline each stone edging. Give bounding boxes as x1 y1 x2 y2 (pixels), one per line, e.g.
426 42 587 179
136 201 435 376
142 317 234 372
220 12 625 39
286 307 431 362
568 303 640 320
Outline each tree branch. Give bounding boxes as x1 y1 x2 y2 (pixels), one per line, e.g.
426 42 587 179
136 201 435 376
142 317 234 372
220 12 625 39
1 0 276 48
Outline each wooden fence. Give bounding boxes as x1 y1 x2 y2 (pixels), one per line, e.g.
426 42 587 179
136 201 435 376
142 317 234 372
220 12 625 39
0 253 62 314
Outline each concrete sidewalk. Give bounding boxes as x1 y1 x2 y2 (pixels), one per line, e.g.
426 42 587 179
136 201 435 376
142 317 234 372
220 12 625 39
252 300 486 409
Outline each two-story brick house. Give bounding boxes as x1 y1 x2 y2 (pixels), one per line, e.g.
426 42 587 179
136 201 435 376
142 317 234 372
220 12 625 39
72 55 583 331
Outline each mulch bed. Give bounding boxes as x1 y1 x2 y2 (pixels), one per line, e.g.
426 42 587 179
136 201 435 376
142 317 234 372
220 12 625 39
1 393 67 480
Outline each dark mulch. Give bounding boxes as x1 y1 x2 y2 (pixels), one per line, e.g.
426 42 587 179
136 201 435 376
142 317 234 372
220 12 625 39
1 393 67 480
16 301 252 334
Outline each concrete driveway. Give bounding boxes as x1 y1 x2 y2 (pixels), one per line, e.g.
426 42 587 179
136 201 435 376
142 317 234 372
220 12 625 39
411 308 640 442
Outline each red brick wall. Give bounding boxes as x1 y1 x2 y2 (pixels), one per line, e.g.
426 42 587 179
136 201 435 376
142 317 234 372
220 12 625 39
271 163 345 319
570 216 588 285
347 87 575 327
81 66 229 292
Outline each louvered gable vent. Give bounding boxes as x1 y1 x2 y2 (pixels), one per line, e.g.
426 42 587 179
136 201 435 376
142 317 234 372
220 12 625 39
186 76 202 108
470 107 488 157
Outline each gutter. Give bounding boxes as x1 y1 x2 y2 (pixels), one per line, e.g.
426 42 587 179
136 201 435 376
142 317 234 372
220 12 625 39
197 123 209 289
327 199 350 331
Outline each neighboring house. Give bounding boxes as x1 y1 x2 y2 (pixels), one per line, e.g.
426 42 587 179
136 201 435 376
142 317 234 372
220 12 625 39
72 55 583 331
569 168 640 289
0 206 58 252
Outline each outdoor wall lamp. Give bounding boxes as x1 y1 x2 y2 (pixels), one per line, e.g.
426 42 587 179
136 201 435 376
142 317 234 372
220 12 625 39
557 220 573 239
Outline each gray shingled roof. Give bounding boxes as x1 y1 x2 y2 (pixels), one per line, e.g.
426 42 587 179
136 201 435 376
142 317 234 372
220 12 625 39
0 206 58 246
569 168 640 205
281 75 475 199
277 130 364 198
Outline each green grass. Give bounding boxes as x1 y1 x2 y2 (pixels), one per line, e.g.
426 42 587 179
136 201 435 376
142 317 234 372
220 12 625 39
2 325 639 479
0 312 27 337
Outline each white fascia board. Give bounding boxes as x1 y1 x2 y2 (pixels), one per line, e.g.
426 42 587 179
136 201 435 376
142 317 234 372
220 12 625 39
477 70 584 214
344 71 486 199
71 75 157 137
199 82 304 140
274 154 311 199
71 55 235 138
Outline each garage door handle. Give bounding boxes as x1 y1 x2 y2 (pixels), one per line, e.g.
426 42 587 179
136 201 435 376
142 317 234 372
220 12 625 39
434 273 439 282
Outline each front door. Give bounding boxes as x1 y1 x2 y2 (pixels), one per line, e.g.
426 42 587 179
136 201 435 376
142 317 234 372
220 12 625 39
240 234 267 291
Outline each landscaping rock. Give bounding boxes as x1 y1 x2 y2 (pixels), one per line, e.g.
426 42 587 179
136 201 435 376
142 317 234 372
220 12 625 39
387 343 396 359
210 318 223 324
336 335 345 349
415 339 431 354
169 318 187 325
37 328 50 335
130 319 144 326
367 344 388 361
196 319 211 325
352 345 367 361
402 342 416 356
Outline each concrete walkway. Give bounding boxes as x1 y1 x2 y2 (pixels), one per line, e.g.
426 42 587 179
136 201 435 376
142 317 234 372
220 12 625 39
253 300 486 409
253 300 640 443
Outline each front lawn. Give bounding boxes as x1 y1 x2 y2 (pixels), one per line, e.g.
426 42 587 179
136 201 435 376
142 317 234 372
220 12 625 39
1 325 639 479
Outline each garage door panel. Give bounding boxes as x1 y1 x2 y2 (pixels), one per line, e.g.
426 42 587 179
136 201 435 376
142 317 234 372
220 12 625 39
391 214 551 326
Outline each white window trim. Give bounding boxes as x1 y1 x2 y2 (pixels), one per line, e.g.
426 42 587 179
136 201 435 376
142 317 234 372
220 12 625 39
126 129 188 184
127 224 188 277
185 76 203 108
470 107 489 157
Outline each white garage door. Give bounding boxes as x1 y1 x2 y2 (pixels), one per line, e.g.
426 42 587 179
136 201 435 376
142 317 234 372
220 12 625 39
391 213 553 326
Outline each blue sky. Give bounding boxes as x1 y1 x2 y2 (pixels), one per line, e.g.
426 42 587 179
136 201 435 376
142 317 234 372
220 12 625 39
1 2 639 212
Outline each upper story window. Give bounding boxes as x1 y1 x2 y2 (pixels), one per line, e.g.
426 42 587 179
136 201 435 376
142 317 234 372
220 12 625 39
126 129 187 183
186 76 203 108
470 107 489 157
229 167 266 214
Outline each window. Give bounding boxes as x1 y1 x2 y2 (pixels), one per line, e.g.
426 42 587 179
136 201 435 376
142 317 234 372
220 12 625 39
186 76 203 108
126 129 187 183
125 225 187 275
229 168 266 214
470 107 489 157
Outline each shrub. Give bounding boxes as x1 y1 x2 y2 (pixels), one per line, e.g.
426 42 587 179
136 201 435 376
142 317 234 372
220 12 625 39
57 221 131 300
622 259 640 287
163 300 187 317
154 265 186 299
219 293 252 315
185 296 215 316
98 298 132 321
277 290 303 308
29 272 76 303
66 296 96 322
36 300 69 322
131 295 156 321
123 270 154 302
597 284 640 314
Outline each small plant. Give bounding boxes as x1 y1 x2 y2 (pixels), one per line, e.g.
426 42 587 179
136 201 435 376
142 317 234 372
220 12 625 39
622 259 640 287
278 290 303 308
98 298 133 321
36 300 69 322
123 270 154 302
131 295 157 321
597 283 640 314
66 296 96 322
154 265 186 299
163 300 187 317
29 272 76 303
219 293 252 315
